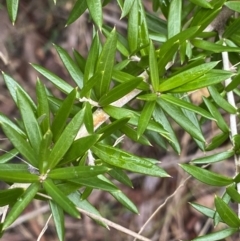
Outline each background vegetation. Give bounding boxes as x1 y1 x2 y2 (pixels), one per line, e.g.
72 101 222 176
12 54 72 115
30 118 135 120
0 0 240 240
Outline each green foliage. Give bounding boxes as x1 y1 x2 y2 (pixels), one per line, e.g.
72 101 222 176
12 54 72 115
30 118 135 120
1 0 240 240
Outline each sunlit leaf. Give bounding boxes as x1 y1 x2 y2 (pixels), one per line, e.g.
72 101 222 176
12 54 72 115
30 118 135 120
50 201 65 241
168 0 182 38
17 88 42 153
43 179 80 218
215 196 240 228
180 164 233 186
95 28 117 97
86 0 103 29
191 151 234 164
66 0 87 26
51 88 77 142
0 188 25 206
92 143 170 177
158 62 218 92
31 64 74 94
192 228 238 241
6 0 19 24
48 166 109 180
47 109 85 170
1 123 38 167
224 1 240 13
2 183 39 231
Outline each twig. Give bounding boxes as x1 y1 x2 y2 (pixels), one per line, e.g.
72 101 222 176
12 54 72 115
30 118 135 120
221 37 240 217
133 176 191 240
76 207 152 241
37 214 52 241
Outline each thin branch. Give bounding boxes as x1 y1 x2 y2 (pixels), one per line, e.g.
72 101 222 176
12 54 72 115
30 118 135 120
37 214 52 241
76 207 152 241
221 37 240 218
133 176 191 240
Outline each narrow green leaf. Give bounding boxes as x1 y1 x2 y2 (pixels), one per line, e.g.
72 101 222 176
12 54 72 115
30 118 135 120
138 0 150 56
226 185 240 203
83 33 100 85
157 26 199 75
206 132 229 151
120 125 152 146
62 134 101 164
36 80 50 133
99 77 143 106
203 97 229 133
149 41 159 91
68 191 107 227
180 164 233 186
224 1 240 13
0 188 25 206
52 88 77 142
168 0 182 38
158 61 219 92
189 202 215 219
97 118 130 141
223 17 240 38
66 0 87 26
189 0 212 9
121 0 135 18
192 39 240 53
192 228 238 241
137 101 156 139
225 73 240 92
48 166 109 180
38 130 52 173
69 176 118 192
0 114 25 137
3 72 36 110
6 0 19 24
214 191 231 227
208 86 237 114
92 143 170 177
17 88 42 153
157 98 205 142
49 201 65 241
192 151 234 164
215 196 240 227
2 183 39 230
86 0 103 29
170 70 233 93
128 0 138 53
73 49 86 72
233 134 240 153
153 105 181 154
104 105 170 140
83 102 94 133
80 187 93 200
112 70 149 91
54 44 83 88
47 109 85 170
190 0 225 33
1 123 38 167
0 149 18 164
111 190 138 214
43 179 80 218
95 28 117 97
108 167 133 187
31 64 74 94
80 72 103 97
0 164 39 183
161 94 215 120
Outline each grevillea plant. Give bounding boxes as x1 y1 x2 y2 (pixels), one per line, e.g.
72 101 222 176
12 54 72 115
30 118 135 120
1 0 240 240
